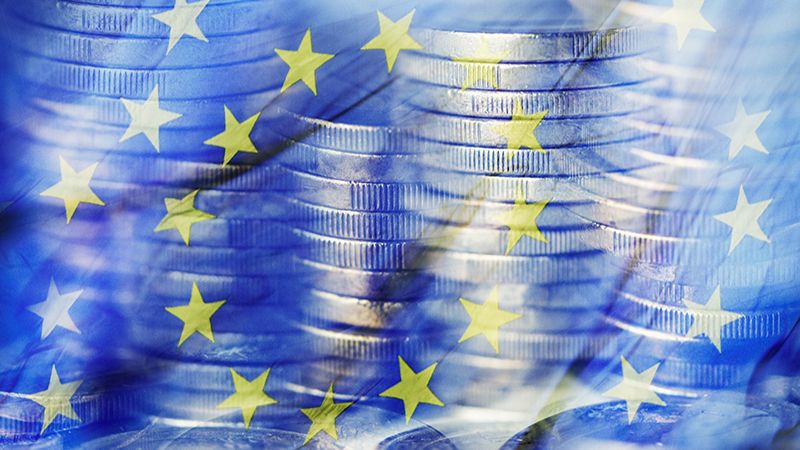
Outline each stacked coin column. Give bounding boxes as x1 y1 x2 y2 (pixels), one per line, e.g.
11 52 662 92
0 0 308 441
566 0 800 405
394 1 659 418
258 16 448 428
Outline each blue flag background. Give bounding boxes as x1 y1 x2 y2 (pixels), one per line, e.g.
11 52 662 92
1 0 799 448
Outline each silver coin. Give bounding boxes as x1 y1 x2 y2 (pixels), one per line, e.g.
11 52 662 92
413 25 652 62
398 52 651 90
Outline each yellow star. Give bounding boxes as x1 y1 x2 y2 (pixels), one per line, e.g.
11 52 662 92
684 286 743 352
203 106 261 166
274 29 334 95
493 100 547 160
603 357 666 424
40 156 105 224
154 190 215 245
452 38 509 90
164 282 226 347
300 383 353 444
28 366 82 434
361 10 422 73
495 189 550 255
458 286 522 353
217 368 278 429
380 356 443 423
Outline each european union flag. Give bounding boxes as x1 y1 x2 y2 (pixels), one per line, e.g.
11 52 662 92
1 0 799 448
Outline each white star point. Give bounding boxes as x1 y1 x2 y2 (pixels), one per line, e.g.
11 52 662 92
713 185 771 255
684 286 743 352
655 0 716 50
603 357 666 424
715 100 770 160
27 279 83 340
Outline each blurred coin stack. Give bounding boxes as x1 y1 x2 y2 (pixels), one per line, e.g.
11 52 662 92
567 0 800 401
0 0 312 441
394 0 663 418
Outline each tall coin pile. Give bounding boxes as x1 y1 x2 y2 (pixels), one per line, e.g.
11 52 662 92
396 0 657 418
262 14 453 437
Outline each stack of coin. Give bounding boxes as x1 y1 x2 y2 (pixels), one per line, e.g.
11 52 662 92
565 0 800 400
0 0 313 441
388 0 660 417
254 15 458 420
